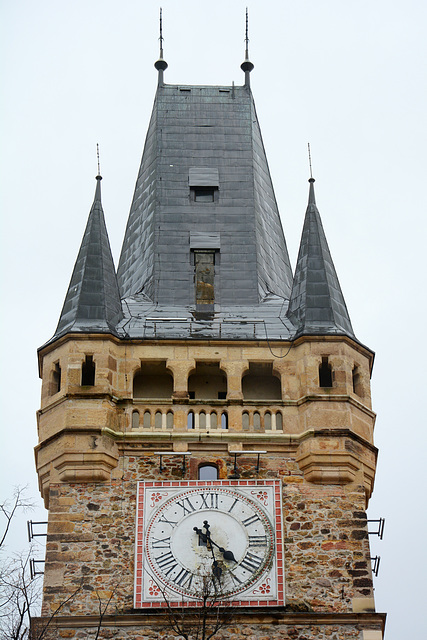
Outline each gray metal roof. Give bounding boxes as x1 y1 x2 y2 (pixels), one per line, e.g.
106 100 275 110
43 80 359 350
53 177 123 340
116 84 293 305
116 293 295 342
288 180 354 338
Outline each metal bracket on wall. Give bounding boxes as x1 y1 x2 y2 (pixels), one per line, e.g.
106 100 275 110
155 451 192 477
229 450 267 478
27 520 48 542
29 558 45 580
368 518 385 539
371 555 381 577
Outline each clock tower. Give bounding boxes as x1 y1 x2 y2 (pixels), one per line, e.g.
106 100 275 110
33 22 386 640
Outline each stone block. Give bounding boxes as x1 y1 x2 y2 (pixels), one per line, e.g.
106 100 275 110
353 597 376 612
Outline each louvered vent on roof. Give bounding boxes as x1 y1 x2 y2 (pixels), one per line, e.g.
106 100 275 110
188 168 219 187
190 232 221 249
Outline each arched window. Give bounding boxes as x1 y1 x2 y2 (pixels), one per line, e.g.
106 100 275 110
210 411 217 429
81 355 95 386
143 411 151 429
319 357 333 388
187 411 195 430
242 363 281 400
276 411 283 431
242 411 250 431
253 412 261 431
199 411 206 429
198 464 218 480
221 412 228 430
166 411 174 429
133 361 173 398
132 410 140 428
264 412 272 430
188 362 227 400
155 411 162 429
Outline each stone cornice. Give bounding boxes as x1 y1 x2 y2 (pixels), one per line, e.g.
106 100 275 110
35 425 378 456
31 610 386 630
38 332 375 376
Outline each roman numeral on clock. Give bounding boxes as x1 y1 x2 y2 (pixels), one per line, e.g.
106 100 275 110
151 536 171 549
174 568 194 589
228 570 243 586
200 492 219 509
248 535 268 547
228 498 238 513
176 497 196 515
241 513 260 527
239 551 263 572
158 514 178 526
155 551 176 571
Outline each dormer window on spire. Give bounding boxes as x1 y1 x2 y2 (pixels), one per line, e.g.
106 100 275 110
189 167 219 203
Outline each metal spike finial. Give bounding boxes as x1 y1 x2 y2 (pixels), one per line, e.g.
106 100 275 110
245 7 249 60
155 7 168 81
241 7 254 86
159 7 164 58
96 143 101 177
308 143 314 180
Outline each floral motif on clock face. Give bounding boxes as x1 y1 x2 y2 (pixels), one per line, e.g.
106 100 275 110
150 491 168 508
251 490 269 506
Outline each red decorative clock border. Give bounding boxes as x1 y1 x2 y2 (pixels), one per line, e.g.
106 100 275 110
134 479 284 608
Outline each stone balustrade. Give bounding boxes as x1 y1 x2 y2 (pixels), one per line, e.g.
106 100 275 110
129 404 284 432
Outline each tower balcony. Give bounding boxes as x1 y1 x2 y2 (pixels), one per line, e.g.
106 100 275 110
129 401 285 433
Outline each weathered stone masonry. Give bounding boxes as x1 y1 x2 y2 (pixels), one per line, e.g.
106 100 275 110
42 474 373 618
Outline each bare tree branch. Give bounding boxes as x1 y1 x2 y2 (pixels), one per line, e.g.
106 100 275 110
0 550 41 640
150 572 232 640
93 586 116 640
34 585 82 640
0 487 35 550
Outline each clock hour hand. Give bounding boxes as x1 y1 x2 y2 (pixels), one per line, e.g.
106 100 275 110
193 525 208 544
202 521 237 562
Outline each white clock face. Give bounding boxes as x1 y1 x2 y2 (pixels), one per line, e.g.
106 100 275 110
144 486 275 598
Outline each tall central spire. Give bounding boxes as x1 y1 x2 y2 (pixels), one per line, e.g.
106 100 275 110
117 69 293 306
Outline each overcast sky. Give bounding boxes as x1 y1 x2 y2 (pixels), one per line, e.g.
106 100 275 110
1 1 426 638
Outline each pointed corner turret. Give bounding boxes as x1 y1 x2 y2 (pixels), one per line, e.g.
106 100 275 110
288 177 355 339
240 8 254 87
154 8 168 86
49 174 123 344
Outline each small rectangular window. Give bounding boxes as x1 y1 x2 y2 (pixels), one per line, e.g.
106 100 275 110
51 362 61 395
319 356 333 388
194 187 215 202
81 355 95 386
194 250 215 304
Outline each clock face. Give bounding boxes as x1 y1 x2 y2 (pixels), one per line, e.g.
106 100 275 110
135 480 284 607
